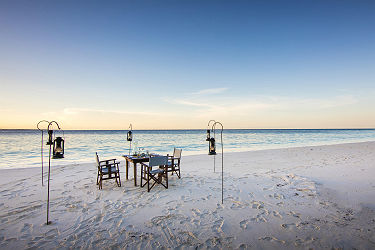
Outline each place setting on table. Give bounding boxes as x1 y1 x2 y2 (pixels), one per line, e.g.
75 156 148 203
122 147 160 186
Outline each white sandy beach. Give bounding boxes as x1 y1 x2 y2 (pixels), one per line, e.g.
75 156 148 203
0 141 375 249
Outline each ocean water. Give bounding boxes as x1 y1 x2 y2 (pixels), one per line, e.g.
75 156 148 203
1 129 375 169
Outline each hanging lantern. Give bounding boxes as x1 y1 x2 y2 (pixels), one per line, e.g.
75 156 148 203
127 130 133 142
46 130 53 145
209 137 216 155
53 137 65 159
127 123 133 155
206 129 211 141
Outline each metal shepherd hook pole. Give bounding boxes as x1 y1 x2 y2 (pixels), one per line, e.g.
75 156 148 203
127 123 133 155
46 121 61 225
37 120 49 186
213 121 224 204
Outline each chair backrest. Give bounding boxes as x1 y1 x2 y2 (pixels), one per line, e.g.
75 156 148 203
173 148 182 158
149 156 168 167
95 152 100 167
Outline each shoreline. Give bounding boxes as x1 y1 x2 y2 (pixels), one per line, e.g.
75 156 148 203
1 141 374 249
2 140 375 171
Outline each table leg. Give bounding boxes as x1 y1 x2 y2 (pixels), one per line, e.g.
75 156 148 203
134 163 137 186
126 160 129 180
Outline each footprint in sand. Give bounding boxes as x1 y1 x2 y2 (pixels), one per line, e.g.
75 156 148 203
240 219 250 229
288 211 301 218
216 203 224 210
167 207 175 212
259 236 285 244
5 238 17 244
251 200 264 209
294 236 316 246
250 214 267 223
191 208 201 216
211 219 225 234
276 183 287 187
201 194 212 201
281 223 297 230
276 201 284 207
230 200 247 210
237 243 251 249
269 193 285 199
297 221 320 230
272 211 282 219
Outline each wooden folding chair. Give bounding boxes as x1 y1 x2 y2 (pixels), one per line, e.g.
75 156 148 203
167 148 182 178
96 152 121 189
140 155 168 192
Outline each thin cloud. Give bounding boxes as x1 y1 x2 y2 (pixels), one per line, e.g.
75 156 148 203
168 94 358 116
173 99 214 108
192 88 228 95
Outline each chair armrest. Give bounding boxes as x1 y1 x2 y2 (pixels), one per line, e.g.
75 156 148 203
140 162 149 167
106 159 117 162
99 158 116 163
100 162 119 168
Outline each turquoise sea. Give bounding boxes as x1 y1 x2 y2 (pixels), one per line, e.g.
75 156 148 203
1 129 375 169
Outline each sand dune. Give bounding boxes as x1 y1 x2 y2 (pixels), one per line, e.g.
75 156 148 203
0 141 375 249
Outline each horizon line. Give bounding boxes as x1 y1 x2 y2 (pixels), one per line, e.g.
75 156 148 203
1 128 374 131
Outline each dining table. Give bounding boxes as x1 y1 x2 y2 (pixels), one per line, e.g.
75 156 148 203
122 154 152 186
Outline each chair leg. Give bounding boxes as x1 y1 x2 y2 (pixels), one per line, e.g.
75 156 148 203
117 172 121 187
165 168 168 189
126 160 129 180
140 165 144 187
99 174 102 189
147 169 150 192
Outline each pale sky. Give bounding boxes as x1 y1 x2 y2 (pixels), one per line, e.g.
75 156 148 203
1 1 374 129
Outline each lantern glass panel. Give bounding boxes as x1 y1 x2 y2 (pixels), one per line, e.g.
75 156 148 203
206 130 210 141
127 131 133 141
209 138 216 155
53 137 64 158
46 130 53 145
